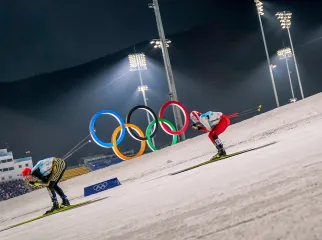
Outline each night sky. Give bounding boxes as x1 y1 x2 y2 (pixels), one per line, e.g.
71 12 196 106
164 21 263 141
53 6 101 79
0 0 322 165
0 0 222 82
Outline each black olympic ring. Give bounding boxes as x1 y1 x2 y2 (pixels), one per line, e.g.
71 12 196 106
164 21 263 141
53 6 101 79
125 105 159 141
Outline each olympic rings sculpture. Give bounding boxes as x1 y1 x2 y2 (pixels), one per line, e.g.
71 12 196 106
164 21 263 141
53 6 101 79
89 101 189 161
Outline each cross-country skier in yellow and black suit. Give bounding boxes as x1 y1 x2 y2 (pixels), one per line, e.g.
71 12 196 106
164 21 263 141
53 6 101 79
22 157 70 214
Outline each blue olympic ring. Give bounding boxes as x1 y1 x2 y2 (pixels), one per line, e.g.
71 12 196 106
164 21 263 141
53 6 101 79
89 110 126 148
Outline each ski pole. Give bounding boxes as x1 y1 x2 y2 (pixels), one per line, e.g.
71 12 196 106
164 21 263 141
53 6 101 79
227 105 262 119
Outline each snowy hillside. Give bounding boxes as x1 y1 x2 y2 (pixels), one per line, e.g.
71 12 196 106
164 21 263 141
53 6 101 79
1 93 322 239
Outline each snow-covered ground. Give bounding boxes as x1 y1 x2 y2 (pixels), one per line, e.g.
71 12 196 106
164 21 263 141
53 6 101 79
1 93 322 240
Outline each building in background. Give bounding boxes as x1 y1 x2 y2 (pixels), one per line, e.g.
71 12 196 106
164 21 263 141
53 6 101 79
0 149 33 182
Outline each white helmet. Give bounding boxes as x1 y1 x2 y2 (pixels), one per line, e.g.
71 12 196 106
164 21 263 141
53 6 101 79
190 110 201 123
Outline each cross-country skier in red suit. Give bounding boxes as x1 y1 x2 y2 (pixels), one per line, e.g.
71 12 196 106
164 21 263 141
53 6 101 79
190 110 230 158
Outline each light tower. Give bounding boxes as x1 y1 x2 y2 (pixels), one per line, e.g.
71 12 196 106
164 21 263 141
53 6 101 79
276 11 304 99
277 47 297 103
149 0 186 141
254 0 280 107
128 52 155 146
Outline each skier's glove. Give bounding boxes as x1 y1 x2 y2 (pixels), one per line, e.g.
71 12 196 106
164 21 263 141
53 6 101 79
27 181 37 188
191 123 202 130
28 180 44 188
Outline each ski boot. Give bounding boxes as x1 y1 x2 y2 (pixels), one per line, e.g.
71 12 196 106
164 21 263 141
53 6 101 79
45 200 60 215
213 137 227 159
218 146 227 157
214 149 227 159
213 147 227 159
60 197 71 208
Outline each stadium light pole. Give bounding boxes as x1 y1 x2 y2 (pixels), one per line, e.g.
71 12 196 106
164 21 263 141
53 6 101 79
276 11 304 99
254 0 280 107
277 47 297 103
148 0 186 141
128 51 155 146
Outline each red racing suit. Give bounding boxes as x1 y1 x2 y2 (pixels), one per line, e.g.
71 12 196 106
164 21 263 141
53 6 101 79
193 111 230 145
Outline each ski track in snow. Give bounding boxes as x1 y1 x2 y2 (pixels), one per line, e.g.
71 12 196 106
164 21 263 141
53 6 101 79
1 93 322 239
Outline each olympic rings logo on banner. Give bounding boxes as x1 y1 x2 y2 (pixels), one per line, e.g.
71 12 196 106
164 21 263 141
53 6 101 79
89 101 190 161
93 182 109 191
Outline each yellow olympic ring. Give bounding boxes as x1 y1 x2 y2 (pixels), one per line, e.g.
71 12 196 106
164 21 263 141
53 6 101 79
112 123 146 161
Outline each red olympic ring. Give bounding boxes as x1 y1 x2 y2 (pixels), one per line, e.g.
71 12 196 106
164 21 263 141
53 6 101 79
159 101 189 135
